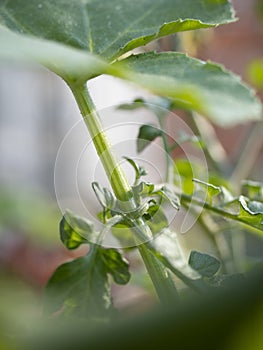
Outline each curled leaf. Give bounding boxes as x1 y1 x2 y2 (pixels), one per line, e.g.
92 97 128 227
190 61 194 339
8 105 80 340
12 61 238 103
92 182 115 210
60 210 98 250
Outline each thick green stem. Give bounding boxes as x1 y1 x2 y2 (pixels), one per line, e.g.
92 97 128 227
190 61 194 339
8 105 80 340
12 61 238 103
69 83 133 203
138 244 179 303
68 82 178 302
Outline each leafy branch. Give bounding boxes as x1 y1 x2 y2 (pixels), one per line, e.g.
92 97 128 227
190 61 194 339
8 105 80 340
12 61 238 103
0 0 262 322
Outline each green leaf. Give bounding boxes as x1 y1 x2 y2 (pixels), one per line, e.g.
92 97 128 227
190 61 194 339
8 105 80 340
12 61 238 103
193 178 221 199
45 245 130 318
119 99 205 149
92 182 115 210
181 192 263 232
137 124 163 153
174 159 196 195
0 0 236 61
60 210 98 250
111 221 136 248
44 246 112 318
123 157 147 184
117 52 262 126
1 30 261 125
0 25 111 83
238 196 263 230
118 97 173 122
153 185 180 210
100 248 130 285
192 178 233 205
143 204 169 235
241 180 263 202
188 250 221 277
117 98 147 111
132 181 155 204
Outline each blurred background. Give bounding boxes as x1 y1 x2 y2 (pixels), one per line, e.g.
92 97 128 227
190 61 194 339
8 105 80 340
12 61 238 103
0 0 263 336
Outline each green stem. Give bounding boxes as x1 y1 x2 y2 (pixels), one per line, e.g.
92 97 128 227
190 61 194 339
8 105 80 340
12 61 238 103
138 244 179 303
179 193 256 230
69 83 132 203
68 82 178 302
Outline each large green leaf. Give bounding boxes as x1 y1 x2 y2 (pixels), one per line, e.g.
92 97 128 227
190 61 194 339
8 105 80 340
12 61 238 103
0 24 111 82
0 5 260 125
1 29 261 125
117 52 262 126
44 245 130 318
0 0 235 60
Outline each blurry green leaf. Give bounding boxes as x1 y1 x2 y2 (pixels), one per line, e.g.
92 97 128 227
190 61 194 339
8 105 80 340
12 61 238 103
137 124 163 153
133 182 180 210
132 182 155 204
119 100 204 150
92 182 115 210
143 204 169 235
45 246 113 318
0 0 235 61
100 248 130 285
153 186 180 210
111 221 136 248
123 157 147 184
1 2 259 125
189 250 221 278
174 159 203 195
118 52 262 126
238 197 263 230
193 178 233 205
60 210 98 250
118 97 173 120
45 245 130 318
241 180 263 202
118 98 149 111
247 59 263 90
0 25 111 83
180 192 263 232
219 196 263 231
177 132 205 149
1 34 261 124
193 178 221 199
